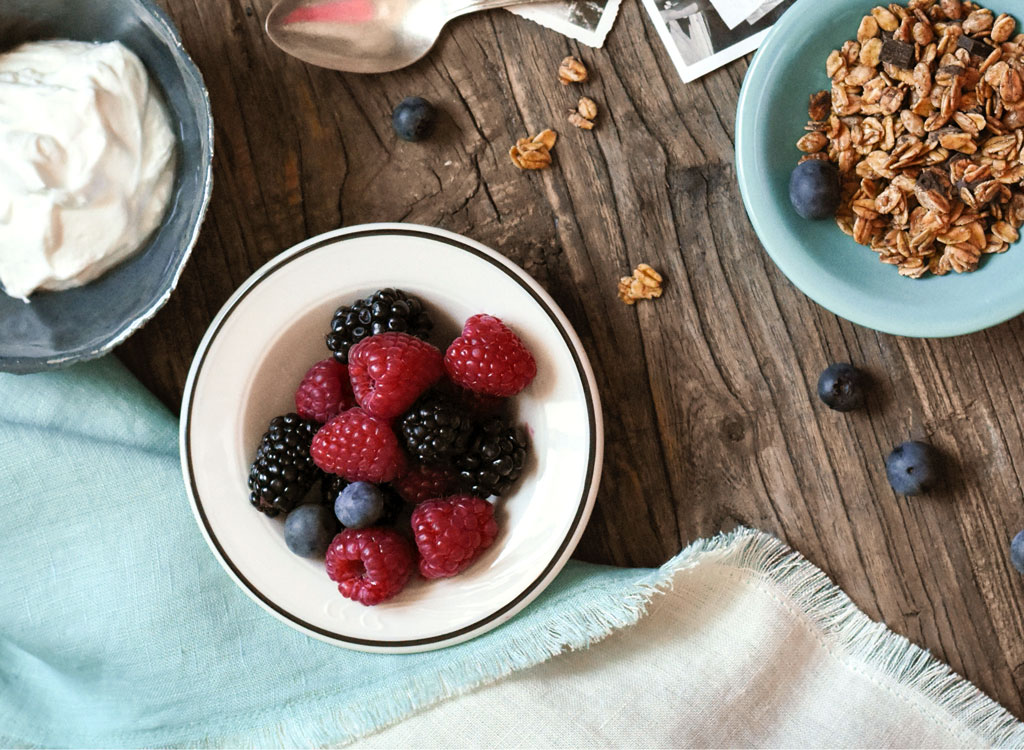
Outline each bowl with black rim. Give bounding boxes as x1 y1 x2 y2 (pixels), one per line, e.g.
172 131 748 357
180 223 604 653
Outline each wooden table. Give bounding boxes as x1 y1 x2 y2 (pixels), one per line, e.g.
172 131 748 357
122 0 1024 717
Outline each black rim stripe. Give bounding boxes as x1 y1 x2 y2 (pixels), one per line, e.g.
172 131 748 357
184 227 599 648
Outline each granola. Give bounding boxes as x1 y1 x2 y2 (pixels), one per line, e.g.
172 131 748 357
618 263 663 304
558 56 588 85
577 96 598 121
797 1 1024 278
569 97 598 130
510 129 558 170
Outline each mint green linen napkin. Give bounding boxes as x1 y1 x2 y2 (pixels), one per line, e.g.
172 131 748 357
0 358 663 748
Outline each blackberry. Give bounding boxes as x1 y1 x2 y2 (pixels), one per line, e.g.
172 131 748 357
326 288 432 363
248 414 321 517
320 473 349 505
398 394 475 465
457 418 528 498
378 485 405 527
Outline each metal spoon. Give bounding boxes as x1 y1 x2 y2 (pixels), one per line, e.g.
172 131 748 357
266 0 545 74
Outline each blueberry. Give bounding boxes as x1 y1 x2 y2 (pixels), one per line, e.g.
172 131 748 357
283 504 337 558
392 97 436 142
817 363 869 412
789 159 840 220
885 441 941 495
335 481 385 528
1011 531 1024 574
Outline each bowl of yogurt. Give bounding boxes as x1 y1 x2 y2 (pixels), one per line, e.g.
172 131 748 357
0 0 213 373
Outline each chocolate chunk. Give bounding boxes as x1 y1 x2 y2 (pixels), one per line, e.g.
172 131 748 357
944 151 972 167
880 38 915 68
957 35 995 59
916 167 952 197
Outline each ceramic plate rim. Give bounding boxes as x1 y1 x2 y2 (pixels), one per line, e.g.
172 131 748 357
179 223 604 653
735 0 1024 338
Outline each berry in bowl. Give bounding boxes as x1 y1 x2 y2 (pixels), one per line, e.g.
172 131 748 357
736 0 1024 337
180 224 602 652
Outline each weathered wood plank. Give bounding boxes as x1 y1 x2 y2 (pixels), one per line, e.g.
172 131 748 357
117 0 1024 716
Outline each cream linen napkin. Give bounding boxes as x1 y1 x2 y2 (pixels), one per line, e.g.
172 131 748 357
355 529 1024 748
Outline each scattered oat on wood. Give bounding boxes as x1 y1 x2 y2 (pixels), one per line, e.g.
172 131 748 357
618 263 663 304
569 97 598 130
558 55 588 85
509 129 558 170
577 97 598 120
569 111 594 130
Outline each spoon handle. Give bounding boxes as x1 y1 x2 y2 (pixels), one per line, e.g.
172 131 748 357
447 0 551 19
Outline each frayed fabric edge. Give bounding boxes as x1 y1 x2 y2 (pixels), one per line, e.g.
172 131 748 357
8 527 1020 748
184 528 753 749
691 529 1024 749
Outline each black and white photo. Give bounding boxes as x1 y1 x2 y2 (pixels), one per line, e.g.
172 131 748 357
510 0 622 48
641 0 796 82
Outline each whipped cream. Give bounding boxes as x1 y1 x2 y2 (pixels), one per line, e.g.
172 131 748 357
0 40 177 300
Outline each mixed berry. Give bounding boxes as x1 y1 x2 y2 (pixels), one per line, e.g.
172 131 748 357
391 96 437 142
247 288 536 606
1011 531 1024 575
816 363 868 413
788 159 840 221
885 440 941 496
247 413 321 517
816 362 945 496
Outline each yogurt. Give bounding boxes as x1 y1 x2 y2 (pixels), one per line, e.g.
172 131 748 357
0 40 177 300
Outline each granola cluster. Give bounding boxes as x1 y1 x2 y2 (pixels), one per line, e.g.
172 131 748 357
618 263 663 304
570 97 598 130
510 129 557 170
798 0 1024 277
508 58 601 170
558 56 588 85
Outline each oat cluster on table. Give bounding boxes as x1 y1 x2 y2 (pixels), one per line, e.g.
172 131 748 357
508 56 603 169
509 128 558 170
797 0 1024 278
558 55 588 85
618 263 663 304
570 96 598 130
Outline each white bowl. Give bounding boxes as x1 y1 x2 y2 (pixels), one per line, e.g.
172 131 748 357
180 224 603 653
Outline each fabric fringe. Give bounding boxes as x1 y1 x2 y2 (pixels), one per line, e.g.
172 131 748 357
690 528 1024 749
179 528 1024 747
199 535 721 749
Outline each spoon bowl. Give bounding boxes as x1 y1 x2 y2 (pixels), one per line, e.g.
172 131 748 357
266 0 537 74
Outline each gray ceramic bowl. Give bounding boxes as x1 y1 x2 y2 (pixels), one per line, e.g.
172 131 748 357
0 0 213 373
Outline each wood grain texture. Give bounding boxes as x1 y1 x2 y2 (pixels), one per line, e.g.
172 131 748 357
118 0 1024 716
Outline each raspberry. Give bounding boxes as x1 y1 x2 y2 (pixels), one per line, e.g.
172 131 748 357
295 359 355 423
444 315 537 397
412 495 498 579
392 464 460 504
311 408 407 482
348 332 445 419
325 528 414 606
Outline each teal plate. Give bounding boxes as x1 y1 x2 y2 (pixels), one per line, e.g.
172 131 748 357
736 0 1023 338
